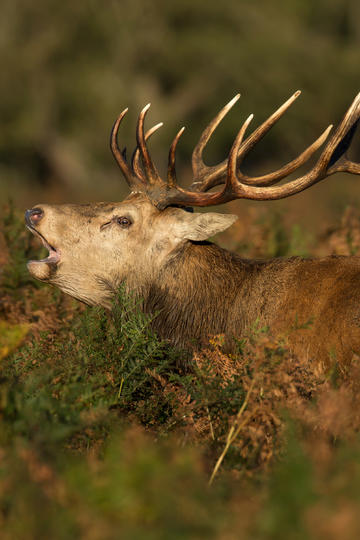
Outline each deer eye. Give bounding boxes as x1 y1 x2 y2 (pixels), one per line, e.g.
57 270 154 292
116 216 132 228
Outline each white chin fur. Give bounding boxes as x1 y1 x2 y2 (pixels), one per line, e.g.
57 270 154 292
27 260 53 281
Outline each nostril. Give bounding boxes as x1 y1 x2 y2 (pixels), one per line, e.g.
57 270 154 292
31 208 43 222
25 207 44 227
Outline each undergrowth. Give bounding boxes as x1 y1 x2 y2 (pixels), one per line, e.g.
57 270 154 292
2 205 360 538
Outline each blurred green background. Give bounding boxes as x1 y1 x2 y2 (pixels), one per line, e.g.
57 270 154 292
1 4 360 537
0 0 359 227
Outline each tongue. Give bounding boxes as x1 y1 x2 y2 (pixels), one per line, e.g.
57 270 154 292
38 247 60 264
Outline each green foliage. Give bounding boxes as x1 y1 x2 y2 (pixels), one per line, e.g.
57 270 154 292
0 286 237 539
0 0 359 525
4 203 360 536
63 432 230 540
1 285 180 449
345 229 359 255
265 212 310 258
256 421 316 540
0 431 235 540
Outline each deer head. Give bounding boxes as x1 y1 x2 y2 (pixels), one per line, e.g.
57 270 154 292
26 91 360 307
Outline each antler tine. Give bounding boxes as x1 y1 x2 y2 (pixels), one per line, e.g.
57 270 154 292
191 94 240 190
167 126 185 188
233 122 333 188
226 114 254 194
152 92 359 209
239 124 333 187
222 91 360 202
230 91 305 187
233 93 335 188
231 93 360 190
110 108 138 187
201 92 356 192
132 122 163 182
154 114 254 209
190 91 303 192
136 104 163 186
323 92 360 176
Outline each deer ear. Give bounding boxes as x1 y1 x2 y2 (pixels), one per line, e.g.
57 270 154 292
173 211 238 241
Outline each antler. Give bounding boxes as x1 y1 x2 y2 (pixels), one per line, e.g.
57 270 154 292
110 104 164 191
111 92 360 209
190 91 332 191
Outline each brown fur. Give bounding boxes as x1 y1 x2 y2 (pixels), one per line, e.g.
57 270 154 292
25 196 360 366
144 242 360 365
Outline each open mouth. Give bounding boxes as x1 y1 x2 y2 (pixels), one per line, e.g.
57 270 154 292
26 225 61 265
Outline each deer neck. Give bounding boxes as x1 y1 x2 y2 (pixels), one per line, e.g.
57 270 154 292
142 241 247 349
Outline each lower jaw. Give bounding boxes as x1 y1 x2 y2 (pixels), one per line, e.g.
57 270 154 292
27 260 58 281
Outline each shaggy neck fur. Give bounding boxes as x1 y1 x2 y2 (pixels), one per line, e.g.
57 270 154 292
139 241 360 365
142 241 253 350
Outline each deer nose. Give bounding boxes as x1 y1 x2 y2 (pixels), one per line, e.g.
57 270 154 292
25 207 44 227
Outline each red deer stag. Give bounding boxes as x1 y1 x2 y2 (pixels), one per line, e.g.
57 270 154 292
26 91 360 365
